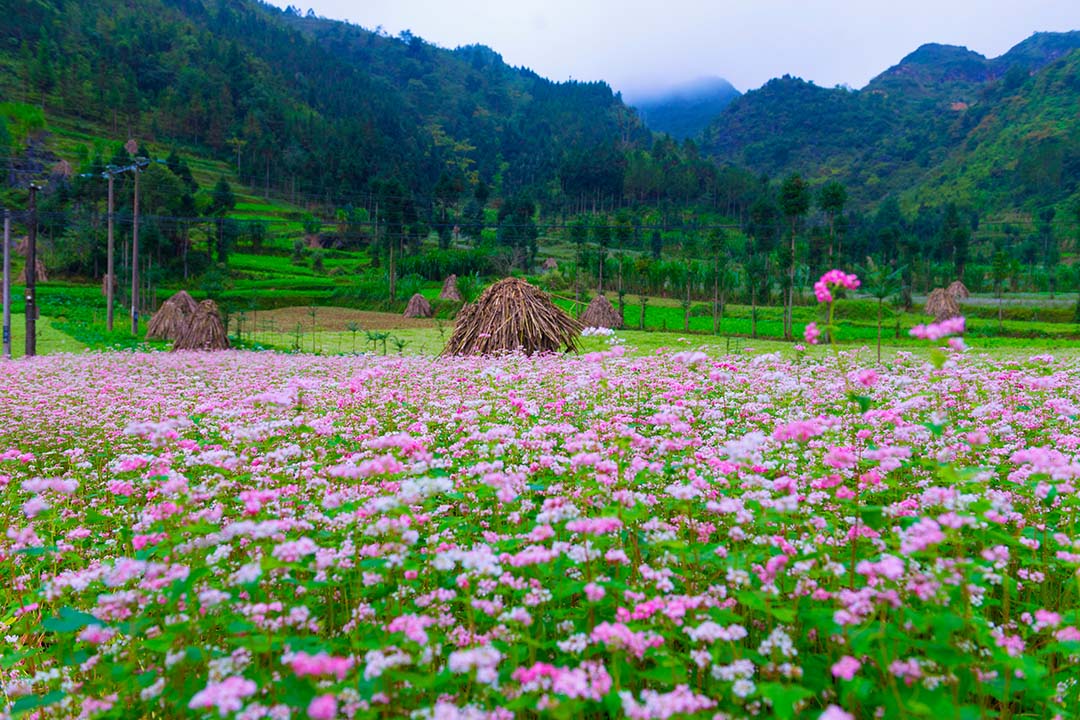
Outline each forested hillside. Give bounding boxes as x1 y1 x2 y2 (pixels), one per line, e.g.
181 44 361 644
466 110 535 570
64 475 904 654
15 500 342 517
701 32 1080 213
0 0 651 207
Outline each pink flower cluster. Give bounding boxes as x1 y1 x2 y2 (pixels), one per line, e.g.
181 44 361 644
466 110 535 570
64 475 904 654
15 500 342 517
288 651 354 681
909 316 965 340
814 269 861 303
188 676 257 717
4 347 1078 718
564 516 623 535
511 661 613 700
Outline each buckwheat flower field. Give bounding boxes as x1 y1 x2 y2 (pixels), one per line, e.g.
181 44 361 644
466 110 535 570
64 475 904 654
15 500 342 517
3 343 1080 719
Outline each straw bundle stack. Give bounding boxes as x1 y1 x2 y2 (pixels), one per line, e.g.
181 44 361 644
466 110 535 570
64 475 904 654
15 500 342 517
579 293 623 330
946 280 970 300
925 288 961 321
439 274 463 302
403 293 433 318
172 299 230 351
442 277 581 356
147 290 199 341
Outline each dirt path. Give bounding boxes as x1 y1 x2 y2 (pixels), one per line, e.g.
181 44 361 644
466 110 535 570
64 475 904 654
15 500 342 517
241 307 440 332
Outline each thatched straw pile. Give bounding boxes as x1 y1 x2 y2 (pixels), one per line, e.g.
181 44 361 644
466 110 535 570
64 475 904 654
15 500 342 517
439 274 463 302
172 299 230 351
403 293 433 318
946 280 970 300
442 277 582 356
16 259 48 284
579 293 623 329
541 257 558 271
52 160 74 179
147 290 199 341
925 288 961 321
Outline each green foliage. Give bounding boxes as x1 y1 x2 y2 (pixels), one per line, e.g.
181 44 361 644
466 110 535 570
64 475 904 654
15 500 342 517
702 36 1080 213
396 249 492 281
456 272 482 303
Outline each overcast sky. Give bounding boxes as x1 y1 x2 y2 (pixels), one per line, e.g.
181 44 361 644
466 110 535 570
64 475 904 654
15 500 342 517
265 1 1080 100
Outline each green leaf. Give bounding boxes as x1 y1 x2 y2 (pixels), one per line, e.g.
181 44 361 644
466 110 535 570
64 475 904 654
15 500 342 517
12 690 65 716
1 650 31 669
16 545 57 557
858 505 885 530
848 393 873 414
922 421 945 438
137 671 159 688
758 683 812 719
42 607 101 633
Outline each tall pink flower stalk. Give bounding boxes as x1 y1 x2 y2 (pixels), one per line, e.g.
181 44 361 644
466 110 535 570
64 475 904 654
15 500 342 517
807 269 860 346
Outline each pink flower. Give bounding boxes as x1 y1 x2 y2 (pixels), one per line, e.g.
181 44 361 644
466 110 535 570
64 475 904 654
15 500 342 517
910 316 965 340
584 582 606 602
889 658 923 686
856 369 878 387
386 614 437 646
289 651 354 681
307 694 338 720
22 496 49 518
831 655 861 681
592 622 665 659
565 517 623 535
78 625 116 645
189 676 257 717
673 350 708 366
620 686 716 719
824 446 857 469
1055 626 1080 642
804 322 821 345
513 661 612 701
814 269 861 304
899 517 945 555
820 705 855 720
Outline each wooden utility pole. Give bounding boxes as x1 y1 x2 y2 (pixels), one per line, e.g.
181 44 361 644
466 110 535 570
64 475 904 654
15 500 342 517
2 210 10 358
130 164 140 335
26 185 40 357
106 171 115 331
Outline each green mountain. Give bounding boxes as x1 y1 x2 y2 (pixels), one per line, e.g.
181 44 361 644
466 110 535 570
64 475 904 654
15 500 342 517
907 49 1080 210
701 32 1080 212
0 0 649 205
629 77 741 140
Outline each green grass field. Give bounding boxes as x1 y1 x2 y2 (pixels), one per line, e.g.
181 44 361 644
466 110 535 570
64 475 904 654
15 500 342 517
4 314 90 358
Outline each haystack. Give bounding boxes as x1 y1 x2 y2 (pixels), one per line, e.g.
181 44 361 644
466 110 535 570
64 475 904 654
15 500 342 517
147 290 199 341
946 280 970 300
541 257 558 271
172 299 230 351
439 274 463 302
579 293 623 330
403 293 433 318
16 259 48 284
52 160 73 179
925 288 961 321
442 277 582 356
